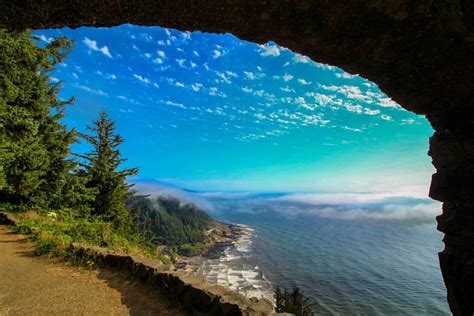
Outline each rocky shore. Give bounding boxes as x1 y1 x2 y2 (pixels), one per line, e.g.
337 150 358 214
175 222 274 303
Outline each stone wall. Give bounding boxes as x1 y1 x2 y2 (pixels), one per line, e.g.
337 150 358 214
69 244 274 316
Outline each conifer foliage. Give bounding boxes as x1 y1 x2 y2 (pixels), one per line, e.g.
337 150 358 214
275 287 315 315
0 29 76 208
79 112 137 230
0 30 136 231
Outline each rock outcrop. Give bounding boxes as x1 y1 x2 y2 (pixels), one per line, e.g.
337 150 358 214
1 1 474 314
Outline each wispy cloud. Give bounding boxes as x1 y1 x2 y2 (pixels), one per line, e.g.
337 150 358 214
133 73 151 84
293 54 310 63
72 83 108 96
259 43 281 57
82 37 112 58
212 49 223 59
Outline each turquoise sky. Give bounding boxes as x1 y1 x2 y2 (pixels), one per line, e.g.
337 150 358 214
36 25 435 195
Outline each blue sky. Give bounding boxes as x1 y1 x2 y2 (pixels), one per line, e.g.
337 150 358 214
36 25 435 196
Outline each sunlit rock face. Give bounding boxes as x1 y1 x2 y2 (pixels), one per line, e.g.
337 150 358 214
2 1 474 314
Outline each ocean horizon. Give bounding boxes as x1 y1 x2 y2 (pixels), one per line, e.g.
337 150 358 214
189 191 449 315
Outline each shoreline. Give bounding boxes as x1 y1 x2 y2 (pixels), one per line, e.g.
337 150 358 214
176 222 275 303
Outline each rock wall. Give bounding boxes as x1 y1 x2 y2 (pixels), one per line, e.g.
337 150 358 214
2 1 474 314
428 112 474 315
70 244 274 316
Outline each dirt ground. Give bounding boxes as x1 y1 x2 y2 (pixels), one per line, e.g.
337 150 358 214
0 226 188 316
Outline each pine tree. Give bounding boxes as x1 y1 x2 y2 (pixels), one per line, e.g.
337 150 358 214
80 112 137 230
274 286 315 316
0 29 76 208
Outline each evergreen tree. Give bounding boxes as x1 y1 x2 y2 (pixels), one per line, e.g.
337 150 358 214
274 286 315 316
80 112 137 229
0 29 76 208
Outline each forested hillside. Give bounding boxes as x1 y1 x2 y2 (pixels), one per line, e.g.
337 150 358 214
129 196 217 255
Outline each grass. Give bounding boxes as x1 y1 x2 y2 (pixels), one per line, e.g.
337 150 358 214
7 209 168 261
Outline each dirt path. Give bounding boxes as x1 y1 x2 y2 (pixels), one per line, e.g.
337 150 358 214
0 226 188 316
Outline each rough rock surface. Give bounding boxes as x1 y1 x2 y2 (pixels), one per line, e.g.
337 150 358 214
69 243 274 315
1 1 474 314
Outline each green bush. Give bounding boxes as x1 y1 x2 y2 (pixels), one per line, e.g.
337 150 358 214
177 242 207 256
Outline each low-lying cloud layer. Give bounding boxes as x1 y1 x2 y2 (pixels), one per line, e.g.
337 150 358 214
133 180 440 224
205 192 441 224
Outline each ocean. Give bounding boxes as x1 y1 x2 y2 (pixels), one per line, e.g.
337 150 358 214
195 192 449 315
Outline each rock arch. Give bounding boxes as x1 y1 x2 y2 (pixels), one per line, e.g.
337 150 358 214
2 1 473 314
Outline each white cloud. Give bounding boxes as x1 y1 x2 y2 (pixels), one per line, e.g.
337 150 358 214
38 34 53 43
242 86 253 93
280 86 295 93
298 78 311 85
226 71 238 78
342 126 363 132
175 81 185 88
295 97 315 111
71 72 79 79
176 58 186 67
216 72 232 84
380 114 392 121
157 39 171 46
243 70 264 80
191 83 203 92
209 87 227 97
259 43 281 57
157 50 166 58
182 31 191 41
83 37 112 58
336 72 358 79
141 33 153 42
315 63 335 71
133 74 151 84
378 97 400 109
153 58 163 64
344 103 363 114
293 54 310 63
321 85 370 103
243 71 256 80
306 92 335 106
364 108 380 115
72 83 108 96
401 118 415 125
283 74 293 82
164 100 187 109
212 50 223 59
